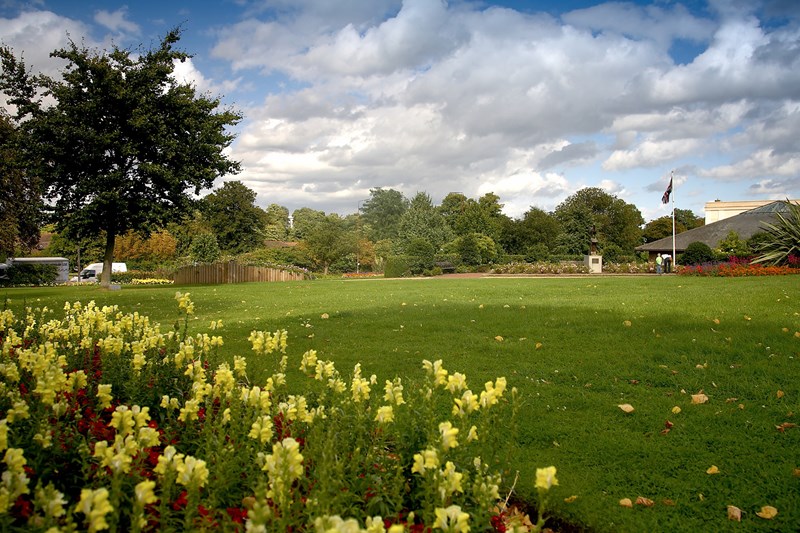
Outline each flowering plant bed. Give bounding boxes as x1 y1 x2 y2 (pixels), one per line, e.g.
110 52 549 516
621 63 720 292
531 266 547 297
0 293 557 532
677 257 800 277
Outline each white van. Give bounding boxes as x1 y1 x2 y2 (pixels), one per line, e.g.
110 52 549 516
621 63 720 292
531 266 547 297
74 262 127 282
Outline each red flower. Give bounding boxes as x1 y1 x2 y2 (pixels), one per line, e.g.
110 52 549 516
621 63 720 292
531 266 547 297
172 490 188 511
226 507 248 524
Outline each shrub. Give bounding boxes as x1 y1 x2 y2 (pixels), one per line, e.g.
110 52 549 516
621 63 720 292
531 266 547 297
384 256 411 278
752 200 800 265
189 233 221 263
679 241 715 265
0 264 58 286
524 243 550 263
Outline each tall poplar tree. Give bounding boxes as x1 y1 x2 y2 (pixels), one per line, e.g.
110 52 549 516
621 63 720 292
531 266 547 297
0 29 241 286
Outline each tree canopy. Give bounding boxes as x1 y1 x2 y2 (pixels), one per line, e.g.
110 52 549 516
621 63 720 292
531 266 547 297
397 193 454 253
554 187 643 254
0 28 240 285
201 181 265 254
0 111 41 257
360 188 409 241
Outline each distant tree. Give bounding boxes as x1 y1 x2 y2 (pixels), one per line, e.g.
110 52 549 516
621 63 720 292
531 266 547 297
642 216 687 243
168 211 213 256
553 206 594 255
674 208 704 230
0 29 241 287
715 230 749 258
500 207 562 254
264 203 290 241
397 193 453 253
554 188 643 254
439 192 469 230
114 230 178 265
201 181 265 253
439 192 505 241
291 208 326 241
300 214 354 275
360 188 409 241
0 111 41 257
445 233 499 265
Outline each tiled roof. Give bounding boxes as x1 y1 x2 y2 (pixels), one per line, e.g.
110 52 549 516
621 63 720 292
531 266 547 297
636 200 792 253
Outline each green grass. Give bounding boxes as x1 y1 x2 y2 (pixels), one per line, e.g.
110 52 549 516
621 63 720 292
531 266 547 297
3 276 799 532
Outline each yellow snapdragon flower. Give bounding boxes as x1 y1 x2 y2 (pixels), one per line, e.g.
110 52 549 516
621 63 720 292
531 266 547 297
300 349 318 374
446 372 468 394
176 455 209 488
383 378 405 405
436 461 464 503
350 363 371 403
248 415 275 444
96 384 113 409
535 466 558 490
263 437 304 506
375 405 395 424
135 480 157 505
175 291 194 315
439 421 459 451
411 448 440 474
423 359 449 387
213 363 236 398
0 420 7 452
76 488 113 533
433 505 470 533
233 355 247 377
35 483 66 518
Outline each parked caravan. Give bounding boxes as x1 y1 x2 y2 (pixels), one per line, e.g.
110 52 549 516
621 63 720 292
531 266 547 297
3 257 70 283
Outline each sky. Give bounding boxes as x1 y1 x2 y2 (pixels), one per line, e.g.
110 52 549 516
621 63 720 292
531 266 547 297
2 0 799 222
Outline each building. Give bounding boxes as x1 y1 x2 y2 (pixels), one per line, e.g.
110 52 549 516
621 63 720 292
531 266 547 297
704 199 800 223
636 201 794 261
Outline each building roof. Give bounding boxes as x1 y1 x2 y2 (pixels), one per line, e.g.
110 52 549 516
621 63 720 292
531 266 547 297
636 200 793 253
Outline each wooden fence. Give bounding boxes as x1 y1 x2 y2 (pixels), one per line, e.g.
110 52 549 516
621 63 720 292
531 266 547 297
173 262 307 285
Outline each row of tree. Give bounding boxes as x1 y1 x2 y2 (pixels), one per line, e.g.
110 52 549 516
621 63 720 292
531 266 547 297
28 179 707 276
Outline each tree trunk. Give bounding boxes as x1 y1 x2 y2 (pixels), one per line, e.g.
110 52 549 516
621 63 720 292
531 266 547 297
101 231 116 288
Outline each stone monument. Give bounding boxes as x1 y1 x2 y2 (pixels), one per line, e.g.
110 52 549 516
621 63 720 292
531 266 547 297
584 226 602 274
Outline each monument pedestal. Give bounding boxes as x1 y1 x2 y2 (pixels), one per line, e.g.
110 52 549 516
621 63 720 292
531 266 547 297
584 254 602 274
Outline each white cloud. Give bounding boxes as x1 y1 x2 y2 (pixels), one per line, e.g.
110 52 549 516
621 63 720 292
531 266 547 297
171 58 241 97
0 11 92 77
94 7 140 35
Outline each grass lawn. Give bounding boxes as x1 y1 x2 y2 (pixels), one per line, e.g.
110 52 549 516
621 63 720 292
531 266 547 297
3 275 799 532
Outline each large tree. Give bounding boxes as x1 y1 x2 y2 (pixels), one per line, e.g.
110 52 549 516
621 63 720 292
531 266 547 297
0 29 241 286
554 187 643 254
201 180 265 253
360 188 409 241
0 111 41 257
264 203 290 241
440 192 505 241
397 192 453 253
300 214 354 275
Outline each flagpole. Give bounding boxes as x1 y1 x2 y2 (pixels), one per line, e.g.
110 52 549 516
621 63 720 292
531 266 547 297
671 170 676 266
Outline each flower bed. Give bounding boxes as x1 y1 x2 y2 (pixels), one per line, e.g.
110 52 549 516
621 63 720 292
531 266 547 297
0 294 557 532
677 260 800 277
491 262 589 275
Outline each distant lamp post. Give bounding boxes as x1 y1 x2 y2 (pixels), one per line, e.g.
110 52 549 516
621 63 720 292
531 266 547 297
356 199 367 273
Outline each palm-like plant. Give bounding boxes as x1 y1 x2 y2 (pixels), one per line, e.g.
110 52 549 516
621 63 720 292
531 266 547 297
752 200 800 265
